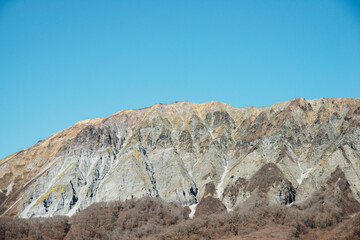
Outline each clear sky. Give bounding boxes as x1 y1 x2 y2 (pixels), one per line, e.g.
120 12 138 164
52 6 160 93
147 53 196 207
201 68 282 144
1 0 360 159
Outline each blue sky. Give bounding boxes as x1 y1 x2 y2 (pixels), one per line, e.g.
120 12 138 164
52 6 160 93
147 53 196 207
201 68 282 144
0 0 360 159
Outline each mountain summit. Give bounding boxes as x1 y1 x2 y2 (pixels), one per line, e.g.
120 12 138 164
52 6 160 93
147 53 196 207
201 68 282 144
1 98 360 218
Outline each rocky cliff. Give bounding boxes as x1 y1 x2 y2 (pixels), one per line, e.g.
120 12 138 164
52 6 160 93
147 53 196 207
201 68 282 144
1 97 360 218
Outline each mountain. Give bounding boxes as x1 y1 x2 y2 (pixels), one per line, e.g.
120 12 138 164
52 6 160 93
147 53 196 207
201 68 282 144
1 97 360 219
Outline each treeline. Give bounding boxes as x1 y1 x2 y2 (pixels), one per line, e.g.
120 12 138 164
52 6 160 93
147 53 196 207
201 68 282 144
1 194 360 240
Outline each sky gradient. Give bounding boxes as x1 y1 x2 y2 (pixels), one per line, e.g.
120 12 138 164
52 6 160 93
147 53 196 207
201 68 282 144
1 0 360 159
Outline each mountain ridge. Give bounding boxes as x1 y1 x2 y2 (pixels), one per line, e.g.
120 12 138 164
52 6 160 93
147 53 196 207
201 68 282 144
1 97 360 218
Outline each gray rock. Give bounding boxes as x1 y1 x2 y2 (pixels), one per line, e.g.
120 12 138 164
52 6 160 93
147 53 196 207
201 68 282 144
0 98 359 218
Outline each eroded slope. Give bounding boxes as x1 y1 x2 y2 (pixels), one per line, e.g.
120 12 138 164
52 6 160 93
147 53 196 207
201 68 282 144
0 97 359 218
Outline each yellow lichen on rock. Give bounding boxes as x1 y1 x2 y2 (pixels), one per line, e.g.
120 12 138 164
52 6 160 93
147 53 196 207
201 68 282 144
35 185 62 205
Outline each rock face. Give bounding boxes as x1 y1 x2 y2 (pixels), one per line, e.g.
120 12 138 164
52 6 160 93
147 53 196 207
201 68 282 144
0 97 360 218
222 163 296 208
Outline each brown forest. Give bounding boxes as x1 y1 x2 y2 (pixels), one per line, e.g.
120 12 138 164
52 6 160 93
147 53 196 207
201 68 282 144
1 189 360 240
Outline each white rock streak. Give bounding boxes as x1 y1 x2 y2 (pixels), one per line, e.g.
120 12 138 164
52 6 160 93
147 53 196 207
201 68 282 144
297 161 312 185
189 203 198 218
227 207 233 212
192 158 200 174
6 181 14 196
209 130 215 139
216 159 234 212
216 159 229 199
